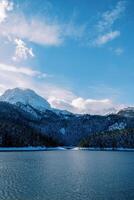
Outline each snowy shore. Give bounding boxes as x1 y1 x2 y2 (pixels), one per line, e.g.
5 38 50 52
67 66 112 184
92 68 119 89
0 146 134 152
72 147 134 151
0 146 66 152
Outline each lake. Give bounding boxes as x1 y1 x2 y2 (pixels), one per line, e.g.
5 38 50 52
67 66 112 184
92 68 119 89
0 150 134 200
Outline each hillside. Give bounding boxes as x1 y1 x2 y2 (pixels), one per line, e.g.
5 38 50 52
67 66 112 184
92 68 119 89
0 102 60 147
79 129 134 148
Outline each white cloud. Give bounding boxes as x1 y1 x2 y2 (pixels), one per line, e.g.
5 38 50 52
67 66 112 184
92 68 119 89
0 0 62 46
93 1 126 47
94 31 120 46
96 1 125 32
0 0 86 64
0 0 13 23
0 63 47 78
48 96 123 115
0 9 85 47
71 97 117 115
0 62 55 98
12 38 34 61
0 0 126 51
0 67 33 93
2 16 63 46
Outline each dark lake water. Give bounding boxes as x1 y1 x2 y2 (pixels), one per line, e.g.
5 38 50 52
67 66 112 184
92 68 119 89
0 150 134 200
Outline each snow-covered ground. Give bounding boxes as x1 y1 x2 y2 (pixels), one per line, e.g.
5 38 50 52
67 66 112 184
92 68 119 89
72 147 134 151
0 146 66 151
0 146 47 151
0 146 134 152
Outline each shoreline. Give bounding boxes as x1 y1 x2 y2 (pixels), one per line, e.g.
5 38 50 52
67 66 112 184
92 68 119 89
72 147 134 152
0 146 134 152
0 146 66 152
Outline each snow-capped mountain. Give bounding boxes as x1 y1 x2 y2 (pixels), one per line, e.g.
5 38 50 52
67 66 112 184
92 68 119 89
118 107 134 118
0 88 134 146
0 88 73 117
0 88 51 112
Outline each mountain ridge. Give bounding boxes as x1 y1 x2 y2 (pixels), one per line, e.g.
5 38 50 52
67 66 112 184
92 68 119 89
0 88 72 116
0 88 133 147
0 87 133 116
0 88 51 112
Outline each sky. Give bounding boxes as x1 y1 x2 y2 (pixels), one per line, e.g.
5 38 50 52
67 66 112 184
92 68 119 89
0 0 133 115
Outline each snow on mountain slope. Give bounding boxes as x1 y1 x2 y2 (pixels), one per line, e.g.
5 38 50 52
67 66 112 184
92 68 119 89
0 88 51 111
108 122 126 131
118 107 134 118
0 88 133 118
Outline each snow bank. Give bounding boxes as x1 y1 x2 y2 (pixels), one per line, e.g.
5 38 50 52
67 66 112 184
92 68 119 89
72 147 134 151
0 146 133 152
0 146 66 152
0 146 47 151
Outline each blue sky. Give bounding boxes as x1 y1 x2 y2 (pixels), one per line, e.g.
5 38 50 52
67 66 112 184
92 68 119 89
0 0 133 114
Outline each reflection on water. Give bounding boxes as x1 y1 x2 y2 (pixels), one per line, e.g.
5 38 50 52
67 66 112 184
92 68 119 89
0 151 134 200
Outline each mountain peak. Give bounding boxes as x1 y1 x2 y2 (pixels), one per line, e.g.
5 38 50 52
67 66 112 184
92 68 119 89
0 88 51 111
118 107 134 118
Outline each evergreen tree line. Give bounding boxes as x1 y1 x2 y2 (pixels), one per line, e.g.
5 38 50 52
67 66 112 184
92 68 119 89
0 120 60 147
79 129 134 148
